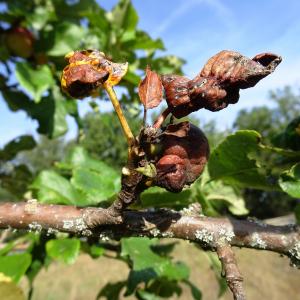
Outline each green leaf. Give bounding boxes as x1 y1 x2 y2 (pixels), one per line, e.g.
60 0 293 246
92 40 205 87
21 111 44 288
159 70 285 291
46 22 85 56
89 245 105 258
31 170 82 205
208 130 273 190
27 5 56 31
71 167 119 204
97 281 127 300
279 163 300 198
136 163 157 178
124 70 141 85
150 55 185 74
140 186 193 209
56 147 121 205
0 135 36 161
202 181 248 216
0 164 33 198
31 94 68 138
3 86 70 138
0 253 31 283
121 237 189 294
131 31 164 51
59 147 117 174
183 280 202 300
46 238 80 264
15 62 54 103
136 290 162 300
272 116 300 151
110 0 138 33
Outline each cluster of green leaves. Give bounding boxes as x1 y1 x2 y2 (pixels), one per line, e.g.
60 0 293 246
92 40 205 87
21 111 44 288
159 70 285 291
233 88 300 218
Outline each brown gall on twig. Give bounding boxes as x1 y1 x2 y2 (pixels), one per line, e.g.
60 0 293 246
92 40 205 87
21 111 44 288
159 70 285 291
161 50 282 118
155 121 210 192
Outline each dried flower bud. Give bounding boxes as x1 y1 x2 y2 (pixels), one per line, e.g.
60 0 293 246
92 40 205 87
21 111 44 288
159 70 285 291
161 74 193 118
200 50 281 87
161 50 281 118
155 122 209 192
61 50 128 98
191 50 282 112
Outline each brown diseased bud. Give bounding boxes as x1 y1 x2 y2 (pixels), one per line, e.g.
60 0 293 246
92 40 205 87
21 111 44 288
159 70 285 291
61 49 128 99
61 50 109 98
162 50 281 118
155 121 209 192
161 74 198 119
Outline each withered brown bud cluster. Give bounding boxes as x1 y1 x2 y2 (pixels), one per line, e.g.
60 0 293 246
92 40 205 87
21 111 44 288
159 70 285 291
154 121 209 192
61 50 128 98
60 49 281 195
161 50 282 118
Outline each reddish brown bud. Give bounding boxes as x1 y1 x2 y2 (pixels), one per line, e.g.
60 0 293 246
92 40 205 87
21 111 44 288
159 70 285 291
161 74 193 119
155 122 209 192
5 27 34 58
161 50 281 118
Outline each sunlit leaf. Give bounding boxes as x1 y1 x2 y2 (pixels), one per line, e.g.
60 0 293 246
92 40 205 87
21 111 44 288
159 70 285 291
140 186 192 209
0 254 31 283
208 130 274 190
31 170 82 205
46 238 80 264
15 62 54 103
47 22 85 56
121 237 189 294
279 163 300 198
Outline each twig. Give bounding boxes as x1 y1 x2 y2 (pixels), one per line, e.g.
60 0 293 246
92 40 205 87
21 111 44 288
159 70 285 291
153 107 170 129
217 244 246 300
104 83 134 146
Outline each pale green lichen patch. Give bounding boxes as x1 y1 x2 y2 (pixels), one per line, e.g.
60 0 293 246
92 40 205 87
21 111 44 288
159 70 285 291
161 231 174 238
218 227 235 243
63 220 74 230
150 228 160 237
289 242 300 261
46 228 59 236
28 221 42 233
99 233 110 241
250 232 267 249
195 229 214 243
24 199 38 214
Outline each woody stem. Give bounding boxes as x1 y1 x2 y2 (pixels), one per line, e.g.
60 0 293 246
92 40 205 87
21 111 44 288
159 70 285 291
153 107 171 129
104 83 135 146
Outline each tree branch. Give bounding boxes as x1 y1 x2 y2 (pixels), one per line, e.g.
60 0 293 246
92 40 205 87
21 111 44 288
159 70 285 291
0 201 299 263
217 244 245 300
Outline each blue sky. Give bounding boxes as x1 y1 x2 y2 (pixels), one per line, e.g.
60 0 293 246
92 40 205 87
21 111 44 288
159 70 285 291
1 0 300 146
